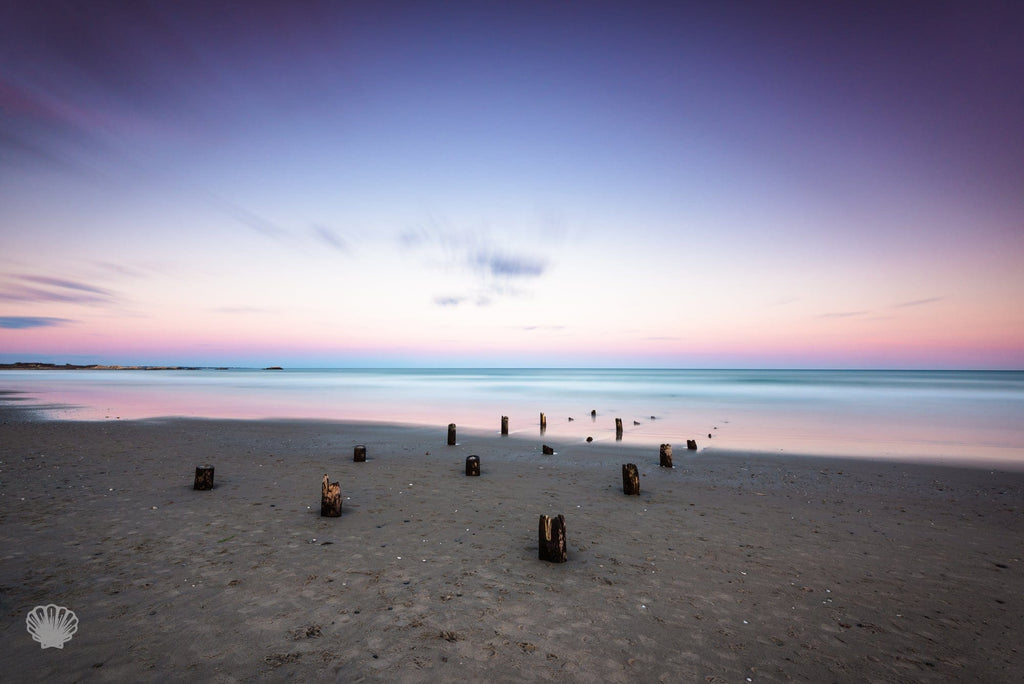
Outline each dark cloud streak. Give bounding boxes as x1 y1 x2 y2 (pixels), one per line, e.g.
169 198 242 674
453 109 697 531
473 251 546 278
402 223 551 307
0 286 107 305
0 275 116 305
0 316 73 329
19 275 111 295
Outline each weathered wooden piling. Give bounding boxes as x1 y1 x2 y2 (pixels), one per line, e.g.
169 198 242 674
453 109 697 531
540 412 547 433
615 418 623 440
659 443 673 468
542 444 554 455
320 474 342 517
193 465 215 490
466 455 480 476
538 514 567 563
501 416 509 436
447 423 457 445
687 439 698 450
622 463 640 495
353 445 367 462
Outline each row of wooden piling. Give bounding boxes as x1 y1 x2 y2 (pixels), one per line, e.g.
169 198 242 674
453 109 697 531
453 416 703 446
193 438 697 496
192 423 702 563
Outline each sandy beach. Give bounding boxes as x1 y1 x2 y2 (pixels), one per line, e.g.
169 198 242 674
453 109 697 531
2 410 1022 682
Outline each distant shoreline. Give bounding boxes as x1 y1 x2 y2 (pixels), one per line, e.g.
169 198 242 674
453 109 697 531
1 362 287 371
0 362 226 371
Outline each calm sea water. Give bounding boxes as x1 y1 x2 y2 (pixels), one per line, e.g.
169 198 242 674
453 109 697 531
2 368 1022 467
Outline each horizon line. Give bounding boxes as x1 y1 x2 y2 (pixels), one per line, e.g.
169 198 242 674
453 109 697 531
2 361 1021 373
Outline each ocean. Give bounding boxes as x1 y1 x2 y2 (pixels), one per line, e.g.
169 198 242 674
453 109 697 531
2 368 1022 467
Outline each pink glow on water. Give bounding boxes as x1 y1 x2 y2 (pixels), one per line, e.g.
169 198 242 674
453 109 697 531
4 369 1022 469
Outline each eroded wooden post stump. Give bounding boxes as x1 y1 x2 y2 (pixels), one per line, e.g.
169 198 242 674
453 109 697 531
538 514 567 563
687 439 698 451
615 417 623 441
622 463 640 495
353 445 367 462
659 443 673 468
321 474 342 517
542 444 554 455
501 416 509 436
540 412 547 434
447 423 457 446
466 455 480 476
194 465 214 490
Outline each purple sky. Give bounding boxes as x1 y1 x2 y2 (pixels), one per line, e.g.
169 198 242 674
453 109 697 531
1 1 1022 367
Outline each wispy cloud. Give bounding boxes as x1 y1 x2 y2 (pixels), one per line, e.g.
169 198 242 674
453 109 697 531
0 316 73 329
92 261 149 279
312 225 350 253
816 297 944 321
0 77 110 174
210 306 275 314
894 297 943 308
472 251 546 278
19 275 111 295
206 195 288 239
0 275 115 305
400 225 548 278
401 221 551 307
817 310 869 319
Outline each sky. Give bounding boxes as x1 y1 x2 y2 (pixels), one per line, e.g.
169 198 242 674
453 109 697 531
1 0 1022 369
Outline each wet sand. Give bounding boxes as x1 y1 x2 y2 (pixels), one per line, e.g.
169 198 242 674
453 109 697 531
1 412 1022 682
